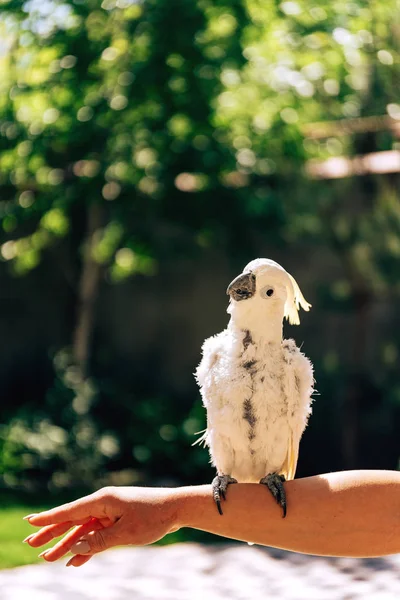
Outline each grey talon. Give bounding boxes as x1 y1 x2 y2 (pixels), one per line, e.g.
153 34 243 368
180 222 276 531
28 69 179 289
212 474 238 515
260 473 287 518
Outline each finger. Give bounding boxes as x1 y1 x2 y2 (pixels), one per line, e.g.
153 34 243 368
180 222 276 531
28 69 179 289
24 521 74 547
41 518 105 562
26 515 114 547
25 494 108 527
70 518 125 556
66 554 92 568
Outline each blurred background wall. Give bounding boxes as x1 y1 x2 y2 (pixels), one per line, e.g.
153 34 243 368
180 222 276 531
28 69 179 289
0 0 399 497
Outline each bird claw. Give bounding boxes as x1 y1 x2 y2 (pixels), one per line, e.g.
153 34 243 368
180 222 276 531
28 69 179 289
260 473 287 518
212 475 237 515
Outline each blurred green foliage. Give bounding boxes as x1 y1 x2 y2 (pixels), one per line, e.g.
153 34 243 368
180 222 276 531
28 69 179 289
0 0 399 496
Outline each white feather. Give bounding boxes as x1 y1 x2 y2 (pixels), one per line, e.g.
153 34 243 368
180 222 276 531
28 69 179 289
195 259 314 483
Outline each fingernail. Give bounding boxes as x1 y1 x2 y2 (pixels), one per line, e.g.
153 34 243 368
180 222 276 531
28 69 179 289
23 535 33 544
66 559 73 567
23 514 38 521
38 550 48 558
71 540 90 554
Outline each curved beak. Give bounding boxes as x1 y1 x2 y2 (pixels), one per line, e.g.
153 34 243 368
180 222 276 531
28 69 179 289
226 272 256 301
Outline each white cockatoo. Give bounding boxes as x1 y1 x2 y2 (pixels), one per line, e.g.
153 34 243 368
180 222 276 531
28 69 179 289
195 258 314 516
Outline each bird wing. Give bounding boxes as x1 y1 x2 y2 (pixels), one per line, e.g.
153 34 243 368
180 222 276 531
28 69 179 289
194 331 227 447
281 341 314 480
283 428 301 481
194 331 226 402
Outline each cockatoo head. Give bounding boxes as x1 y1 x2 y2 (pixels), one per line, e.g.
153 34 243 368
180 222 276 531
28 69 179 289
226 258 311 326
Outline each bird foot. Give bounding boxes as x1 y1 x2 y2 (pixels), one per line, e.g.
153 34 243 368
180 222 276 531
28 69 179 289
212 474 237 516
260 473 287 518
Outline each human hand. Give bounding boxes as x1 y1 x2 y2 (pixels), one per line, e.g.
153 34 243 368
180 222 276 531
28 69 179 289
23 486 180 567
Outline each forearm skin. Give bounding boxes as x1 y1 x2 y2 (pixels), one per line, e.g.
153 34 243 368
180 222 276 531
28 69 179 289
173 470 400 557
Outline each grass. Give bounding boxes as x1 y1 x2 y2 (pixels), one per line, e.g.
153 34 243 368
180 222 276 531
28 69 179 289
0 504 54 569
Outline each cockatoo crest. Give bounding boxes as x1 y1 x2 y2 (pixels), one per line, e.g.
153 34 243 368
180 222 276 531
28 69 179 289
243 258 311 325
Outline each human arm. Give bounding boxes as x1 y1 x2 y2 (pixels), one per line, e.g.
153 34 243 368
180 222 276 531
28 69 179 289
24 470 400 566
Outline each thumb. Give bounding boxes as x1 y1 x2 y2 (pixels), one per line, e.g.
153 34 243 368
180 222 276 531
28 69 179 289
71 523 122 555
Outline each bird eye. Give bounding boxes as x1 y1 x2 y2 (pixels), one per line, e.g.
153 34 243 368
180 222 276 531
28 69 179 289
259 285 275 300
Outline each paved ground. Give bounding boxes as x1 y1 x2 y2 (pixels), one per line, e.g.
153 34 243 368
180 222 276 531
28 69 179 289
0 544 399 600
